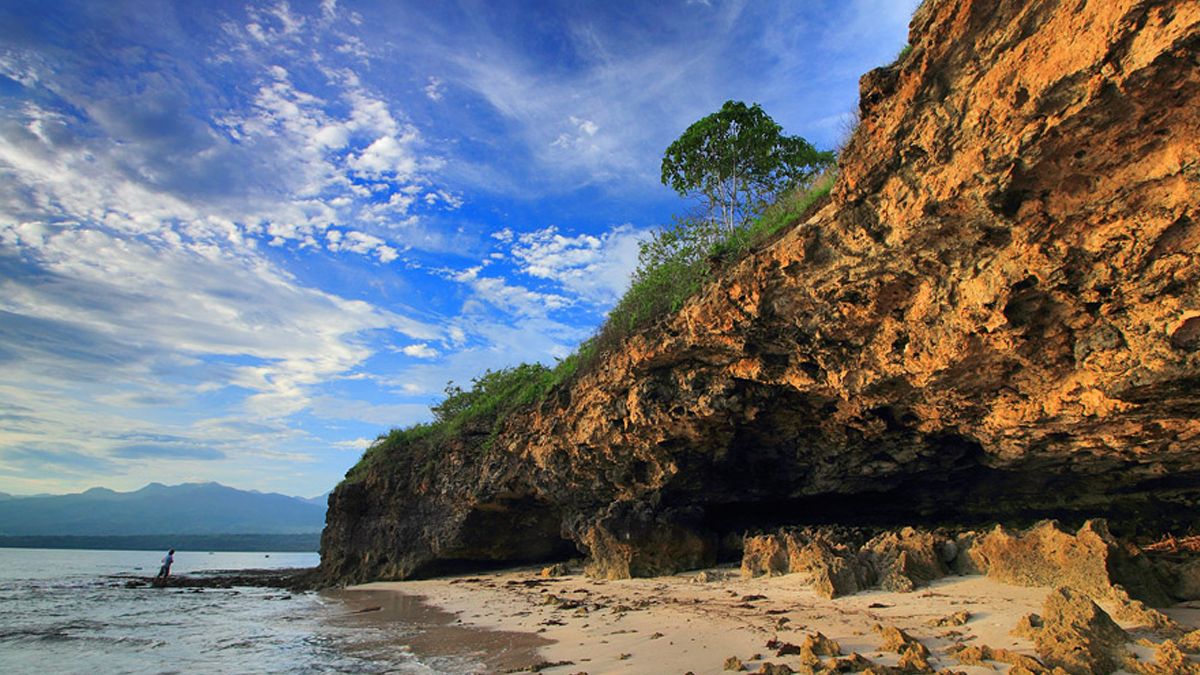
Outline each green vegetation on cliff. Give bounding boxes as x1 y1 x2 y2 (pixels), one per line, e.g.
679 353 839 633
347 353 595 481
345 104 835 484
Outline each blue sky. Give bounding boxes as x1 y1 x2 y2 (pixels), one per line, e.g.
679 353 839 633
0 0 917 497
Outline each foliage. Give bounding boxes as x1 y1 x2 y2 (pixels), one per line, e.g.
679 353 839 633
597 217 710 348
661 100 834 232
344 351 597 482
597 170 836 352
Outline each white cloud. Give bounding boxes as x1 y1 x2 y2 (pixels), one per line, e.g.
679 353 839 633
320 0 338 21
571 115 599 136
335 36 370 61
424 76 444 101
509 224 645 304
402 343 439 358
350 133 421 179
332 437 372 451
0 224 436 420
423 189 463 210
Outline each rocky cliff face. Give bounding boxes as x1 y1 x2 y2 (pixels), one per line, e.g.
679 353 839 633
320 0 1200 584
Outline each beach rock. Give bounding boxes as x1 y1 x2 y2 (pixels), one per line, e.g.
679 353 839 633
320 0 1200 585
742 528 873 599
540 563 571 578
1033 587 1128 674
741 532 791 577
724 655 746 671
801 632 841 657
1128 640 1200 674
1011 613 1043 639
964 520 1171 606
952 644 1049 672
927 611 970 628
864 527 948 593
875 624 928 658
1109 591 1181 634
897 644 934 673
756 664 794 675
1181 630 1200 653
741 524 966 598
830 653 875 672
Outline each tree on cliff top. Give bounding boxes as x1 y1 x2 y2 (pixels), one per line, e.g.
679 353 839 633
661 100 834 232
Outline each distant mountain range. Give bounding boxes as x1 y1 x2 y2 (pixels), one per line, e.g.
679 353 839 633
0 482 328 536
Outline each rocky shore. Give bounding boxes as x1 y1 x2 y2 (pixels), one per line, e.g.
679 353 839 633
319 0 1200 588
336 520 1200 673
113 566 318 592
352 562 1200 674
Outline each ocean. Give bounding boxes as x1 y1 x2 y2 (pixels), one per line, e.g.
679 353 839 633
0 548 506 674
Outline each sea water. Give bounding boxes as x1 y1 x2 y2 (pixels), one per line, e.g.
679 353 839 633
0 548 485 674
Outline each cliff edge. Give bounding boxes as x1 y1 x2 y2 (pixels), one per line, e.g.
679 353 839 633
320 0 1200 584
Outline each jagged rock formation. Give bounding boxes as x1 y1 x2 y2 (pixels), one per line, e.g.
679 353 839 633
1034 587 1129 674
320 0 1200 584
738 519 1182 609
740 526 953 598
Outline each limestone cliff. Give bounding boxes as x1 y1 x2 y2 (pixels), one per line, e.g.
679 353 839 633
320 0 1200 584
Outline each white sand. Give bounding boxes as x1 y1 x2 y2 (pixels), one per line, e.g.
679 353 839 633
347 567 1199 674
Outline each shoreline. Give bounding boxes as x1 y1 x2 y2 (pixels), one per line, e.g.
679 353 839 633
347 565 1200 674
325 585 552 672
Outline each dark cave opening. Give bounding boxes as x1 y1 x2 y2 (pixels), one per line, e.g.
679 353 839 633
411 495 579 578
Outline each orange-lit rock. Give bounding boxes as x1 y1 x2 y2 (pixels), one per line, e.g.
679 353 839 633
320 0 1200 584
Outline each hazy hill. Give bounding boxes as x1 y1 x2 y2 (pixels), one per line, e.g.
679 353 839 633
0 482 326 536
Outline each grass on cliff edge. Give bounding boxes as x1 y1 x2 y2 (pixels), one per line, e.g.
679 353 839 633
594 169 836 355
343 173 835 483
345 346 597 482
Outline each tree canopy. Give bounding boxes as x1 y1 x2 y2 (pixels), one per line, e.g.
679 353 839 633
661 100 834 231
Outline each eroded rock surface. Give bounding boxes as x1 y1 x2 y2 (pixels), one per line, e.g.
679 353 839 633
741 526 953 598
1034 587 1128 674
320 0 1200 584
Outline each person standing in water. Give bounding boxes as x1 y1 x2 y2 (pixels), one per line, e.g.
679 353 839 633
156 549 175 580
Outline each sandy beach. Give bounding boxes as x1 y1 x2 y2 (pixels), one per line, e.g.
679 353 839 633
345 565 1200 674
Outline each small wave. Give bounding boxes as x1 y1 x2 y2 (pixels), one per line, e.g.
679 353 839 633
0 619 155 647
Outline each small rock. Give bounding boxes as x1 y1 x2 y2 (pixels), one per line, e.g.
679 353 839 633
831 653 875 671
801 631 841 657
1011 613 1043 639
898 643 934 673
951 644 1046 671
874 624 928 657
771 640 802 657
755 663 794 675
541 563 570 578
723 655 746 671
1149 640 1194 674
926 610 970 627
1179 630 1200 653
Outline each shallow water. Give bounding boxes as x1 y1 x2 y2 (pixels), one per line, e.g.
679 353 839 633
0 548 491 674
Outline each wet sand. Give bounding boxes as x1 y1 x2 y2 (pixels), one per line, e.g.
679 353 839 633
327 586 552 672
347 566 1200 674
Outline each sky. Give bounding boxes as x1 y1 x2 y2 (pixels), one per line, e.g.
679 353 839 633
0 0 918 498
